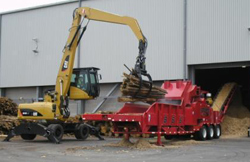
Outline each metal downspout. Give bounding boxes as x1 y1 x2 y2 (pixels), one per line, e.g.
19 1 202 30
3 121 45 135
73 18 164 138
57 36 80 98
183 0 187 80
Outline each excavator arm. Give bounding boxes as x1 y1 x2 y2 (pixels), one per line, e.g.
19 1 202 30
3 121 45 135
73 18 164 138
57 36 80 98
54 7 151 119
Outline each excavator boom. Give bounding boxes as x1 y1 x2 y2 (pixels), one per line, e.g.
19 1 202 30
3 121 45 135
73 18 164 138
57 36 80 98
81 7 145 42
55 7 150 119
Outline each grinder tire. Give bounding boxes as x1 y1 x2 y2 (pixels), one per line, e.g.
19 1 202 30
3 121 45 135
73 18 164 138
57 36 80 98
207 125 214 140
214 125 221 139
194 125 207 141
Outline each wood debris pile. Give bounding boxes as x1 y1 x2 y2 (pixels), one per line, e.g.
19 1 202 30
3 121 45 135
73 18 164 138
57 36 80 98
0 115 19 134
0 97 19 135
119 73 167 103
0 97 17 116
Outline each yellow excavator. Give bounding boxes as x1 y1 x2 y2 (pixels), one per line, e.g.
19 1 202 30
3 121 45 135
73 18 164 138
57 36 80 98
4 7 151 143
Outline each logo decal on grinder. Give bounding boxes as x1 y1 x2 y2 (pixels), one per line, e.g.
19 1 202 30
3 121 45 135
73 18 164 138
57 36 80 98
62 55 70 71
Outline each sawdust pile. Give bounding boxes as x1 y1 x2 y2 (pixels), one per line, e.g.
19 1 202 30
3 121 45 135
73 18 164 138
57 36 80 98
132 138 154 149
221 89 250 136
0 115 19 134
0 97 17 116
106 138 157 149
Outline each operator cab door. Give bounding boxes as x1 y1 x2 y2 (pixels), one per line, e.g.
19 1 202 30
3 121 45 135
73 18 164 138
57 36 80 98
88 69 100 98
70 67 100 99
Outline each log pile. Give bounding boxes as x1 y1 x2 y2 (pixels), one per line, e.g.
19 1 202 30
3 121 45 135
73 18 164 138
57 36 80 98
85 111 115 137
0 115 19 134
65 115 82 123
0 97 19 135
119 73 167 103
0 97 17 116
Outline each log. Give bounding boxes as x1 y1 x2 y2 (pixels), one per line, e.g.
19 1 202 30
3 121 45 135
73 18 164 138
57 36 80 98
123 73 167 93
118 97 157 103
119 72 167 103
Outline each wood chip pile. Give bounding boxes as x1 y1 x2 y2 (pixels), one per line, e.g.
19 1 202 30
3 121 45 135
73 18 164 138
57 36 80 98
221 89 250 136
212 83 236 111
119 73 167 103
0 97 17 116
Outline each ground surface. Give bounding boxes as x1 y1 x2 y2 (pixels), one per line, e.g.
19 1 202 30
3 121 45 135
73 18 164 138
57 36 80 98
0 135 250 162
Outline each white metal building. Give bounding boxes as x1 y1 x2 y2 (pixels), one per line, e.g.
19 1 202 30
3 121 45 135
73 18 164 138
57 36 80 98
1 0 250 115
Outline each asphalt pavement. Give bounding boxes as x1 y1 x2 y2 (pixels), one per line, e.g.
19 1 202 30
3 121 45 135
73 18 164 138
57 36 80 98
0 136 250 162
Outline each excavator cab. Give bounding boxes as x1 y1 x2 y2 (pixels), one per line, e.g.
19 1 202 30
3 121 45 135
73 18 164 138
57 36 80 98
70 67 100 99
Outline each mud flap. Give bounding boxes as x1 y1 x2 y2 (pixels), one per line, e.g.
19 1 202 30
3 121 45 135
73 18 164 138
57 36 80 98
3 123 49 142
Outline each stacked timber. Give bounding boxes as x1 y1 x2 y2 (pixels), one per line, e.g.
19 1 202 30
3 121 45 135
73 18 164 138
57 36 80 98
0 97 17 116
119 73 167 103
89 111 114 137
84 111 115 137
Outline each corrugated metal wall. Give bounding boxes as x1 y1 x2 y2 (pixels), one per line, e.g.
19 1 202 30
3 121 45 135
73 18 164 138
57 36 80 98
0 0 184 88
0 2 78 88
187 0 250 65
79 0 184 83
5 87 36 101
2 0 249 88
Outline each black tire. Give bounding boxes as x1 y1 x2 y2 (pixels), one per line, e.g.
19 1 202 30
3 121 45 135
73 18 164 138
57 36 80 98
214 125 221 139
74 124 90 140
21 134 37 140
194 125 207 141
207 125 214 140
47 124 64 142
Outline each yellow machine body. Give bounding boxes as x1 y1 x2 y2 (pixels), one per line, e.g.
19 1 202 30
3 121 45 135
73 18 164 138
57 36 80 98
18 102 55 120
69 86 94 100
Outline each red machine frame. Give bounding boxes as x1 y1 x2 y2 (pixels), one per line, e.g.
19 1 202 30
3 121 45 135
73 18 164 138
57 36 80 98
83 80 236 145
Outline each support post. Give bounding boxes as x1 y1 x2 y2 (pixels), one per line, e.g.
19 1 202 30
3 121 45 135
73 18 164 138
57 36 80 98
36 87 43 101
0 88 5 97
188 66 195 84
77 100 85 114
